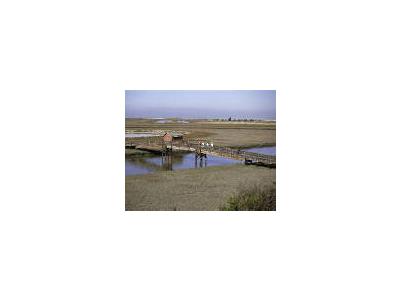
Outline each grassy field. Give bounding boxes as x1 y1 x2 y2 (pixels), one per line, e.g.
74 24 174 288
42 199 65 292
125 118 276 148
125 164 276 211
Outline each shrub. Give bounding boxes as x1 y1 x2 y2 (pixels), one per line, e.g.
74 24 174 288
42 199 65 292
221 183 276 211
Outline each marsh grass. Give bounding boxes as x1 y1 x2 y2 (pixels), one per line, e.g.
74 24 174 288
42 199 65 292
221 182 276 211
125 118 276 148
125 148 155 157
126 165 276 210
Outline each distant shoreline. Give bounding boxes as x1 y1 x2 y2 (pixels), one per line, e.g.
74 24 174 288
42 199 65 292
125 117 276 122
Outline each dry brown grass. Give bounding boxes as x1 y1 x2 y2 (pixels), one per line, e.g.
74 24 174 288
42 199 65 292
220 182 276 211
125 118 275 148
125 164 276 211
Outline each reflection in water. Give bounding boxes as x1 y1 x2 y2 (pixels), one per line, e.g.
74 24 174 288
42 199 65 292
161 154 173 171
126 151 238 176
194 155 207 168
125 146 276 176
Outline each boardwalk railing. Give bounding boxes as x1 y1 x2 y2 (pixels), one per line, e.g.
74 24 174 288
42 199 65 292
182 139 276 165
125 137 276 165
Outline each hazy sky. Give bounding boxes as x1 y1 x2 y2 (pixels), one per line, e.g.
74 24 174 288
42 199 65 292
125 90 276 119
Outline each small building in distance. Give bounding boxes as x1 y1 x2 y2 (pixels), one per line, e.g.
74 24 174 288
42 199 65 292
162 132 184 143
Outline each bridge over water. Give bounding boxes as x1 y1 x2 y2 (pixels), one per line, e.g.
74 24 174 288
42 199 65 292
126 137 276 167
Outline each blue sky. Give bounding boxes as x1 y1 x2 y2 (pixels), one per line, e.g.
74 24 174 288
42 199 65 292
125 90 276 119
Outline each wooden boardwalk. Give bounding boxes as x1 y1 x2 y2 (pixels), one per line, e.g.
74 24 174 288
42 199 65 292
126 138 276 167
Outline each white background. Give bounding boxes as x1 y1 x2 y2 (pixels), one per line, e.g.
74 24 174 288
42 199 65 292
1 1 399 299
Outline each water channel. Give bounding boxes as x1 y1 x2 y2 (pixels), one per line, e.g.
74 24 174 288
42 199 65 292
125 146 276 176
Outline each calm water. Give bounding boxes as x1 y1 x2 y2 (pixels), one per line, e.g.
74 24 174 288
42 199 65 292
125 146 276 176
126 152 239 175
245 146 276 156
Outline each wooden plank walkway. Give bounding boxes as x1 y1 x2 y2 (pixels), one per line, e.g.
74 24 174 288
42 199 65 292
126 138 276 166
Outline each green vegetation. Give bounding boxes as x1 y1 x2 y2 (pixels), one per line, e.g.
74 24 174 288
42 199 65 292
220 183 276 211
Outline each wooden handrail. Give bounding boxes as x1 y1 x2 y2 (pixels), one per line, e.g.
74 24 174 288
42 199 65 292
129 137 276 163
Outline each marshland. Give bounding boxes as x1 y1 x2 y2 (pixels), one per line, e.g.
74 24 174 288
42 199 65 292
125 117 276 210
